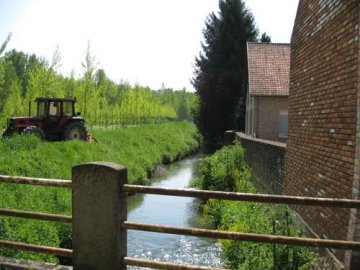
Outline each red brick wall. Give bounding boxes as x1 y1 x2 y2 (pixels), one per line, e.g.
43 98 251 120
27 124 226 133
285 0 359 267
255 96 288 142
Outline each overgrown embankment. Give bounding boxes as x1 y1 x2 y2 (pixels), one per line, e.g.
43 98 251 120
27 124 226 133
0 121 200 183
192 143 318 269
0 121 200 262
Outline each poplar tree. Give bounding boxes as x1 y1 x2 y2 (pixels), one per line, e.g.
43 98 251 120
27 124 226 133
81 42 98 118
0 34 12 112
1 61 23 114
192 0 258 150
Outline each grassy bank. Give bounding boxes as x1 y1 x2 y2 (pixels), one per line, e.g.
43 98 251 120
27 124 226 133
192 143 318 269
0 121 200 262
0 121 200 183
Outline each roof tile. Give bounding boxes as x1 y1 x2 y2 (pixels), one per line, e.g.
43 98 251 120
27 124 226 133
247 42 290 96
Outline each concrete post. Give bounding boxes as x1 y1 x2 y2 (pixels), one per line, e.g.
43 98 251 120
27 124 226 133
72 162 127 270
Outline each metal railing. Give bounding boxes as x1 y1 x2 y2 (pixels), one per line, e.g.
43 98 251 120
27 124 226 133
1 163 360 270
0 175 73 259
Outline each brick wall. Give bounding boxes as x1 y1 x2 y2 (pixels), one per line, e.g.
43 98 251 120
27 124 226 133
285 0 359 268
255 96 288 142
235 132 286 194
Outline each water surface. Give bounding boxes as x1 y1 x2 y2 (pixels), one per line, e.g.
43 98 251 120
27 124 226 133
127 156 222 269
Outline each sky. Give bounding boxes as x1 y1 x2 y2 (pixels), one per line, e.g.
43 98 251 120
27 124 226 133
0 0 299 91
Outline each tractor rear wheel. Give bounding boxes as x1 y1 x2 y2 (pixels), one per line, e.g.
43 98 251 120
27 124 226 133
62 121 87 141
23 126 45 140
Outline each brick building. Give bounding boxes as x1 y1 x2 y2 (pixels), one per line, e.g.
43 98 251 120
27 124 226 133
245 42 290 142
284 0 360 268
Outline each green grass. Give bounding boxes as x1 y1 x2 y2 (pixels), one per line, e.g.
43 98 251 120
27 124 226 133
0 121 200 182
0 121 200 262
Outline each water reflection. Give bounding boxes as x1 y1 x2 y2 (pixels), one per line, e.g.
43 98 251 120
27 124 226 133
127 156 222 269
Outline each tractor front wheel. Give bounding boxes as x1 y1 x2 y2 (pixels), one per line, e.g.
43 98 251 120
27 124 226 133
62 122 87 141
23 126 45 140
2 128 12 138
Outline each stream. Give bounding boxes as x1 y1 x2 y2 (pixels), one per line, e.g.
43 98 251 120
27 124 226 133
127 155 223 269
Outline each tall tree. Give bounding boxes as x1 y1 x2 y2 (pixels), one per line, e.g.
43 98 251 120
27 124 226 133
0 33 11 56
0 33 12 112
5 50 45 97
260 32 271 42
0 61 21 113
81 41 98 118
192 0 258 150
50 44 62 72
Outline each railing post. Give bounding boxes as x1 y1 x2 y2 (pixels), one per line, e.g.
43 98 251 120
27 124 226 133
72 162 127 270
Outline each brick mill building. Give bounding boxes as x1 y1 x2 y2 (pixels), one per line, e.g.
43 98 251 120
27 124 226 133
245 42 290 142
284 0 360 268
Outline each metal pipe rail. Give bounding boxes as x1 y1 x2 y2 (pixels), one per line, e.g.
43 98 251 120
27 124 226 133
0 208 72 223
124 257 227 270
122 184 360 269
0 175 73 263
123 184 360 208
1 170 360 269
123 221 360 250
0 240 72 258
0 175 71 188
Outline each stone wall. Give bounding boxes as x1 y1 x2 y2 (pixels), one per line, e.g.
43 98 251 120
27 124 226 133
235 132 286 194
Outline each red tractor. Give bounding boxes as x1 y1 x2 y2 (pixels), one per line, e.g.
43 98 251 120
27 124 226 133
2 97 88 141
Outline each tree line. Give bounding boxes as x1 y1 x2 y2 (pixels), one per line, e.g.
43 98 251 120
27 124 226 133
0 36 197 128
2 0 271 147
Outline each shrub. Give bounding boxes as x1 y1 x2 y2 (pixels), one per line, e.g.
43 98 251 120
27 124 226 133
192 142 252 192
195 143 318 269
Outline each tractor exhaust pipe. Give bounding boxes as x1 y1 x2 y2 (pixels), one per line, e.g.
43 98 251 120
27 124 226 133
28 101 32 116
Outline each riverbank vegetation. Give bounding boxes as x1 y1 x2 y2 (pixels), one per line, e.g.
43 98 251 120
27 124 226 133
192 143 318 269
0 121 200 183
0 121 200 262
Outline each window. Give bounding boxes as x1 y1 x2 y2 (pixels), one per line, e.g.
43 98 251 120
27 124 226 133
279 110 288 138
37 101 46 116
63 102 74 116
49 102 59 116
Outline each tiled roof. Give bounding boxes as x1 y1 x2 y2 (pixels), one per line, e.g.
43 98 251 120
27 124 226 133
247 42 290 96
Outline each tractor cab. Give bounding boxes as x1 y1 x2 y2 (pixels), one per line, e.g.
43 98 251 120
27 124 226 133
3 97 88 141
36 98 77 118
35 98 83 139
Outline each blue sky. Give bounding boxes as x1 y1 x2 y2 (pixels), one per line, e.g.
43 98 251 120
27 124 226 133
0 0 299 91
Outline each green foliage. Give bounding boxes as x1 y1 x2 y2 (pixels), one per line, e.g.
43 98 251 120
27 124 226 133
0 33 11 56
195 144 318 269
0 121 199 182
192 0 259 150
0 47 197 127
192 143 252 192
0 121 200 262
261 32 271 43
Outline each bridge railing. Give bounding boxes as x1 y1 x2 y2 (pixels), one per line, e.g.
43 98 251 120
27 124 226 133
0 162 360 270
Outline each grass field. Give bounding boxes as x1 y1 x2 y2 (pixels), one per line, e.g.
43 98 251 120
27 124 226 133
0 121 200 262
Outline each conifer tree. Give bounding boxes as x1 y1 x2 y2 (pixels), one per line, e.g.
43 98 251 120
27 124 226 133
261 32 271 42
192 0 258 150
